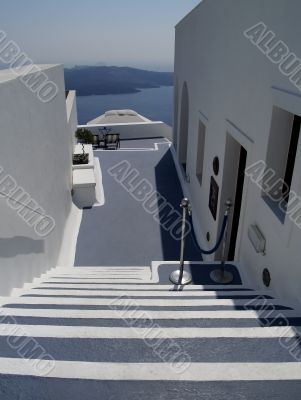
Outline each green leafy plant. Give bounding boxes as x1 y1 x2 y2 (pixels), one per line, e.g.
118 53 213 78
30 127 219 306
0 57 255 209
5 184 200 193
75 128 94 144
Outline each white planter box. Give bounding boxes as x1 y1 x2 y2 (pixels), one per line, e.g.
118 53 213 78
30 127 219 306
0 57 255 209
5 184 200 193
72 169 96 208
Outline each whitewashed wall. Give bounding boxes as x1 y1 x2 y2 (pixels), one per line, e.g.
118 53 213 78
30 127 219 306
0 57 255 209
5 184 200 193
0 65 74 295
66 90 78 148
175 0 301 306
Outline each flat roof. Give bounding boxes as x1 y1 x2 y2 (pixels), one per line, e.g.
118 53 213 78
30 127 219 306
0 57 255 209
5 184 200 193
87 110 151 125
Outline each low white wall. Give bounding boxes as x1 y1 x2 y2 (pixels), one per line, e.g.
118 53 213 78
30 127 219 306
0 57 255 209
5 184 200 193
0 65 74 295
79 121 172 141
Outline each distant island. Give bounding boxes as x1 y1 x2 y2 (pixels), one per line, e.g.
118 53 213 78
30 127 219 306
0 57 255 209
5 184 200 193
64 66 174 96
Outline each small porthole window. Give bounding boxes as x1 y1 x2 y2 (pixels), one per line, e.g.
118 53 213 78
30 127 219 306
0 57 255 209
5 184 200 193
213 156 219 176
262 268 271 287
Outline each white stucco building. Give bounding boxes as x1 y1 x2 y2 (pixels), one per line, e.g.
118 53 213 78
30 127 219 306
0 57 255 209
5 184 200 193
174 0 301 305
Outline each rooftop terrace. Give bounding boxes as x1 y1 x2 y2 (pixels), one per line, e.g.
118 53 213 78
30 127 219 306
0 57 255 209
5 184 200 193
75 137 202 266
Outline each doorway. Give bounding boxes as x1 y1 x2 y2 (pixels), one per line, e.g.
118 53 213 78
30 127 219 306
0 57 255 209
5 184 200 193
216 133 247 261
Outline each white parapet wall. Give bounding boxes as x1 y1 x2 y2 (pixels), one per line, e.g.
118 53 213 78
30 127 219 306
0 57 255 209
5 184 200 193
72 169 96 208
78 121 172 141
0 65 75 295
66 90 78 148
72 144 97 208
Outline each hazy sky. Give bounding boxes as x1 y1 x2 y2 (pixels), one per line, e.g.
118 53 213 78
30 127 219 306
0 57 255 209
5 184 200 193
0 0 200 71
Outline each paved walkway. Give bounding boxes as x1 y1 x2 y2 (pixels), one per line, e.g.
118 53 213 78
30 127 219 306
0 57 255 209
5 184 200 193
75 138 202 266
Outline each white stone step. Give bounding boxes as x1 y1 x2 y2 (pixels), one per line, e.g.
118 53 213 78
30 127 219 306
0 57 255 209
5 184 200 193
43 277 149 282
35 282 257 290
23 279 151 288
33 283 251 290
52 267 150 273
54 266 149 269
43 276 152 282
0 308 296 319
49 271 150 276
23 288 267 297
0 296 282 307
0 324 296 339
0 358 300 381
45 274 150 280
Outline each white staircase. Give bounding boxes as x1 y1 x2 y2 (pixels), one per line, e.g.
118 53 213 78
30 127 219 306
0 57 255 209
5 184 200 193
0 266 301 399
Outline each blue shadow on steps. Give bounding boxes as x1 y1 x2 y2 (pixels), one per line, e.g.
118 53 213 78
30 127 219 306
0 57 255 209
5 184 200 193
158 263 242 285
2 376 301 400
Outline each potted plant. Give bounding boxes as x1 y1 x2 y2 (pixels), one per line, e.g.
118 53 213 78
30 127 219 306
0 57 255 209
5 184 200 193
73 143 89 165
73 128 94 165
75 128 94 144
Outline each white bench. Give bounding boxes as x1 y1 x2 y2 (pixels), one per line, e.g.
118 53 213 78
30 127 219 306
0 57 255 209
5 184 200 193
72 169 96 208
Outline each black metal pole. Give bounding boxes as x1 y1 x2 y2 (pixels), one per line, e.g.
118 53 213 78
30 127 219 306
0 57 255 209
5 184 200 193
178 204 187 285
169 198 192 287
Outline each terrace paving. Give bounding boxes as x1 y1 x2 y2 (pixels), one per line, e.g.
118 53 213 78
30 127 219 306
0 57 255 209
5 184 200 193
75 138 202 266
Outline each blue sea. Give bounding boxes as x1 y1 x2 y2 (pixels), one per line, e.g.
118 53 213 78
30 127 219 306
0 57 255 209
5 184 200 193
76 86 173 126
